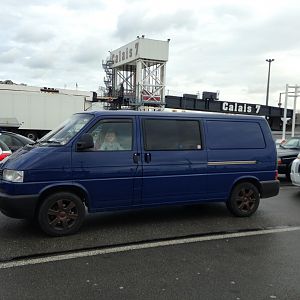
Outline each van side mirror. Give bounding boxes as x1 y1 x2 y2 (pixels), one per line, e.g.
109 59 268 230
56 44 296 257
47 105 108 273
77 133 94 150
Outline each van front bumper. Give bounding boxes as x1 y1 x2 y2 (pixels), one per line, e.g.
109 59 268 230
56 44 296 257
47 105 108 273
0 191 38 219
260 180 280 198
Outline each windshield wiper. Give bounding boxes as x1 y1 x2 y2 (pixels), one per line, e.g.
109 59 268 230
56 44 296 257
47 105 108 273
29 140 40 145
45 140 61 144
40 140 62 145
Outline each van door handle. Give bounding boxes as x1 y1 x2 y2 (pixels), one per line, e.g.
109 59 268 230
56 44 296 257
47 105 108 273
133 153 140 164
144 153 151 163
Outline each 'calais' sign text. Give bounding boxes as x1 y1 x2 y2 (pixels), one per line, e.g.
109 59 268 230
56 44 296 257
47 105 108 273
222 102 261 114
111 42 139 66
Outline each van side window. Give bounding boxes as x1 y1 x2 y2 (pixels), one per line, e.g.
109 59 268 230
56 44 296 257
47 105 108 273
206 120 266 149
143 119 201 151
88 119 133 151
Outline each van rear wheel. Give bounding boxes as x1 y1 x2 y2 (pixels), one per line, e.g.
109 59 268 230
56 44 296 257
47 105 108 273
38 192 85 236
226 182 260 217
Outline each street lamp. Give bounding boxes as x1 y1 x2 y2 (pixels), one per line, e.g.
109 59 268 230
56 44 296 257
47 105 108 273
265 58 274 107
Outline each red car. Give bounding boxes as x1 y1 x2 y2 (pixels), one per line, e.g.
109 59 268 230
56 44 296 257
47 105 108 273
0 140 12 161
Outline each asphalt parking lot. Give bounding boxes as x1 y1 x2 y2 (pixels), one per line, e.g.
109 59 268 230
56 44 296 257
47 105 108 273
0 176 299 299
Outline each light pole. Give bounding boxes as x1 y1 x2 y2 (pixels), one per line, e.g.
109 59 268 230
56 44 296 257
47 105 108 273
265 58 274 107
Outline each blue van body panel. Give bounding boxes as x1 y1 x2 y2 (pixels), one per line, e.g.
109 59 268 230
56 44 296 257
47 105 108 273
6 146 72 183
204 117 277 199
140 152 207 203
71 116 140 209
72 151 139 208
0 111 279 219
139 115 207 205
137 115 208 205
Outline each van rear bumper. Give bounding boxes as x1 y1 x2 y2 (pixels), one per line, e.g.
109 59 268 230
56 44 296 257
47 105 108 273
260 180 280 198
0 192 38 219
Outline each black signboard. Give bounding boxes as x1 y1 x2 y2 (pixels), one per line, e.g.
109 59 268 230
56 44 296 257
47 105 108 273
165 95 293 118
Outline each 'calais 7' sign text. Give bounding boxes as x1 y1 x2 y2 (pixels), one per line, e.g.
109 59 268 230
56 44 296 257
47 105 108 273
222 102 261 114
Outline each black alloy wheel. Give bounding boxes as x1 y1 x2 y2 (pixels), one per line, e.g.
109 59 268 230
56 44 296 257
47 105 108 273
226 182 260 217
38 192 85 236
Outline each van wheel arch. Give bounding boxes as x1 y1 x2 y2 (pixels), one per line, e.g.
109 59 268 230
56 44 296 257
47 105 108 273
227 179 261 217
35 186 88 217
230 178 262 196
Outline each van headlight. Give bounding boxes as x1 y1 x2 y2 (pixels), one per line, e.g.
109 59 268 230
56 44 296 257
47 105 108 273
3 170 24 183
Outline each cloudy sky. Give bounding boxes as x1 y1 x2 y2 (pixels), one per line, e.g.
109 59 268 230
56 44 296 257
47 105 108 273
1 0 300 107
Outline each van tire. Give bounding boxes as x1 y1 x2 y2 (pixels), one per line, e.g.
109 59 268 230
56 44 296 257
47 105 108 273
38 192 85 236
226 182 260 217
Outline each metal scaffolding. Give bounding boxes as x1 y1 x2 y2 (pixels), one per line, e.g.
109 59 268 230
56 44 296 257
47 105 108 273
102 37 169 110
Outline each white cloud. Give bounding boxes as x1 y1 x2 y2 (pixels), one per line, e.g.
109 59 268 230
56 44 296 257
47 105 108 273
0 0 300 107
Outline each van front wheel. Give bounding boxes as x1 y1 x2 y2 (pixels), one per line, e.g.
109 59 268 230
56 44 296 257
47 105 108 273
38 192 85 236
226 182 260 217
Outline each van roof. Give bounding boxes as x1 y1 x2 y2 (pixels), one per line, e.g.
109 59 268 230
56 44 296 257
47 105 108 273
81 110 266 121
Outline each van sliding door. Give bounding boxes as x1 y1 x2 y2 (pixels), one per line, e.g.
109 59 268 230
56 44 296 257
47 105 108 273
139 117 207 205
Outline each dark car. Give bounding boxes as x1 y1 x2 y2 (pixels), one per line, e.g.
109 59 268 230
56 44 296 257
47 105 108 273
0 131 34 152
277 137 300 180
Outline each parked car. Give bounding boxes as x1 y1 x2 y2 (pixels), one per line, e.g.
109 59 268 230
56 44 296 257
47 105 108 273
0 140 12 161
277 137 300 180
0 131 34 152
275 138 286 148
0 111 279 236
290 154 300 186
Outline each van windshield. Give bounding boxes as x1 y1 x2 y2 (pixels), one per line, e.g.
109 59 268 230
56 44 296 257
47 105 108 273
39 114 94 145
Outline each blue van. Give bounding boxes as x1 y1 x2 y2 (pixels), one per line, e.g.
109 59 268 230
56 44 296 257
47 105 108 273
0 111 279 236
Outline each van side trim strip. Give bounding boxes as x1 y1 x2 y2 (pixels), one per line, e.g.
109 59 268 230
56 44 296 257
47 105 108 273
208 160 257 166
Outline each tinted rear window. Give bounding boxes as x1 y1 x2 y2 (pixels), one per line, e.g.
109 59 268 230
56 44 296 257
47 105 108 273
143 119 202 151
206 120 265 149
